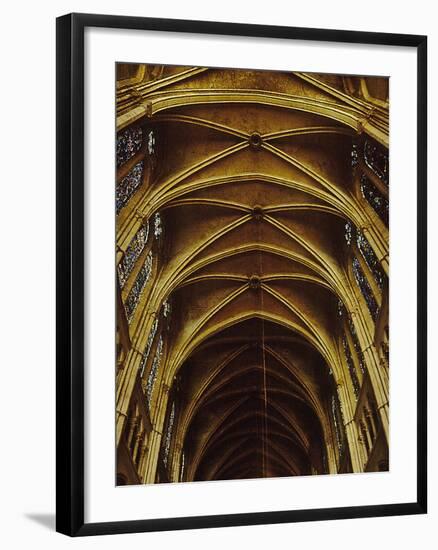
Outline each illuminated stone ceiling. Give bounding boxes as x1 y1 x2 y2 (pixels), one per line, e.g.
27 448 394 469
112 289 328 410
116 64 389 483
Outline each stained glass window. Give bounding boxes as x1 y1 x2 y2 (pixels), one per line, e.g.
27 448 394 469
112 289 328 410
356 231 385 290
364 139 389 186
345 221 386 290
336 387 346 423
337 299 366 375
163 401 175 466
352 257 379 321
360 173 389 226
148 130 156 155
116 161 144 214
337 299 345 319
118 222 149 289
146 335 163 404
117 127 143 168
163 300 171 318
154 212 163 239
124 251 153 322
344 221 353 246
351 142 359 169
346 316 366 374
139 318 159 378
342 334 360 398
331 394 345 458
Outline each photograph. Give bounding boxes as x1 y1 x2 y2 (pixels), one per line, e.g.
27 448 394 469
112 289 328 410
115 64 390 485
0 2 430 546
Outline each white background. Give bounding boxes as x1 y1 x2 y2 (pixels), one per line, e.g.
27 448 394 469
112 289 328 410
0 0 434 548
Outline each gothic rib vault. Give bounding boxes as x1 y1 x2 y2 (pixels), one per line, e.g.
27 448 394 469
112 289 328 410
115 64 389 485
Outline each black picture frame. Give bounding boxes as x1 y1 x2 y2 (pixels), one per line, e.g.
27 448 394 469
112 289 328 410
56 12 427 537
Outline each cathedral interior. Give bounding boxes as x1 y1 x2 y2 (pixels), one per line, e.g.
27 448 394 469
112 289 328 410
115 64 389 485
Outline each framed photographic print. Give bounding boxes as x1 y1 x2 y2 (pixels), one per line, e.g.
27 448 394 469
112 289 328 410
56 13 427 536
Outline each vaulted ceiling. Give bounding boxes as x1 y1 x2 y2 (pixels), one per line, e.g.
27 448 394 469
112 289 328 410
116 65 389 482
